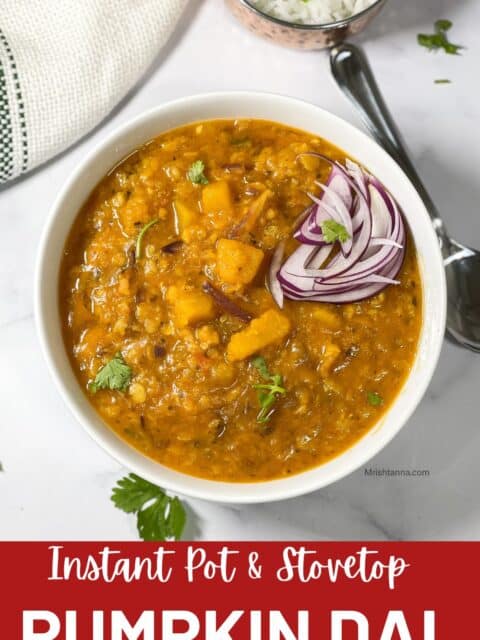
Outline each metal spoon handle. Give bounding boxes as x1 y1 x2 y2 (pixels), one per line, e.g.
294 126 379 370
330 42 447 245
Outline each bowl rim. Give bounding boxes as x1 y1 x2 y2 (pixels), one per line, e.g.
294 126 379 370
235 0 386 31
35 90 446 504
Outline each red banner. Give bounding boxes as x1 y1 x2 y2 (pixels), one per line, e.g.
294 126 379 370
2 542 477 638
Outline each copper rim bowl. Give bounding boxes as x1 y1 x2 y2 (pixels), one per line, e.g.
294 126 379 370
225 0 387 49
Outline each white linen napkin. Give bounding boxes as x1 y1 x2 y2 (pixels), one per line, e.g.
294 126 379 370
0 0 188 184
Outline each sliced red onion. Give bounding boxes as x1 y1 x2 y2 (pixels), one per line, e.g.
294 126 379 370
268 241 286 309
306 244 334 270
370 238 403 249
278 158 406 305
292 203 315 231
202 282 252 322
345 158 370 201
315 181 354 245
294 162 353 255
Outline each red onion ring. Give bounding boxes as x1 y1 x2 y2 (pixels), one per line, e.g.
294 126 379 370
271 157 406 305
268 241 286 309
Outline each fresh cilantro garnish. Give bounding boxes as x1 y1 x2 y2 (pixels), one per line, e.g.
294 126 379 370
321 219 351 244
89 352 132 393
135 218 159 259
251 356 286 424
367 391 384 407
435 18 452 31
417 20 463 55
434 78 451 84
187 160 209 185
0 461 3 472
111 473 186 541
251 355 270 380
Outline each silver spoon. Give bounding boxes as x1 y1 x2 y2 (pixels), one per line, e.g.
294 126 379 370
330 43 480 353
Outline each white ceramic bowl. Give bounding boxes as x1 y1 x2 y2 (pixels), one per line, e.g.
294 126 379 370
36 92 446 504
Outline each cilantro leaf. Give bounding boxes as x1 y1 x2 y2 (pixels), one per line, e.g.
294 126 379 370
89 352 132 393
187 160 209 185
135 218 159 259
111 473 161 513
321 219 351 244
367 391 384 407
166 497 187 540
255 391 280 423
251 356 286 423
137 495 186 541
251 355 271 380
111 473 186 541
417 19 463 55
434 78 451 84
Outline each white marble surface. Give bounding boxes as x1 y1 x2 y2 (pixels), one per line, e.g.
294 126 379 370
1 0 479 540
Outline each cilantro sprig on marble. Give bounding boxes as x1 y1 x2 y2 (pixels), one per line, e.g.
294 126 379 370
89 352 132 393
417 20 463 55
251 356 286 424
111 473 186 541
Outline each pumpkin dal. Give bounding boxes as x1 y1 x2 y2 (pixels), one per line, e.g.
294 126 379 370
59 119 422 482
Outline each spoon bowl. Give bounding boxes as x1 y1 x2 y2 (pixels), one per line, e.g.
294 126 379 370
445 242 480 351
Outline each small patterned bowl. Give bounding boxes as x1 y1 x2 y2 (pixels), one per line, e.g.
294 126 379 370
225 0 387 50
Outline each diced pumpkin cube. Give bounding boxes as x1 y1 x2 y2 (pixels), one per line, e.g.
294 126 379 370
202 180 233 215
298 154 321 171
227 309 291 361
196 325 220 347
320 342 341 376
174 200 198 242
169 290 216 328
242 189 272 233
216 239 264 285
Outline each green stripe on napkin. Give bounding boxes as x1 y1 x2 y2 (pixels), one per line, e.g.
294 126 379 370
0 27 28 184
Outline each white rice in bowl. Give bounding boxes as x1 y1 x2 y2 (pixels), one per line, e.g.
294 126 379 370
249 0 378 25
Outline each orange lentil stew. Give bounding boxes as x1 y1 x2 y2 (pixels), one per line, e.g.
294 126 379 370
59 119 422 482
